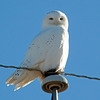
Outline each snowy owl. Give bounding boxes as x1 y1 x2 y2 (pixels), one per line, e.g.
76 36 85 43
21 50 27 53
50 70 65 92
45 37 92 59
6 10 69 91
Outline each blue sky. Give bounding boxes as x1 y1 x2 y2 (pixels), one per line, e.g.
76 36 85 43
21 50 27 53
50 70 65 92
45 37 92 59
0 0 100 100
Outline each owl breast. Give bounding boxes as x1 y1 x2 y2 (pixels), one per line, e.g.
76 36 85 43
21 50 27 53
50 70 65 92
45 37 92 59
39 26 69 72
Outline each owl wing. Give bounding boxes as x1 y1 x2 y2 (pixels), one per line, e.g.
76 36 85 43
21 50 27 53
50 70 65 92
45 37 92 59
5 30 52 90
20 29 54 68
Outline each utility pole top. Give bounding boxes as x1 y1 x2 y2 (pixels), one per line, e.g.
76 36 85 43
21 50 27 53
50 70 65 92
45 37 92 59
42 75 69 93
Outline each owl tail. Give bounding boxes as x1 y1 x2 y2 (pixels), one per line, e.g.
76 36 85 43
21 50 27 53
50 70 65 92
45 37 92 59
5 70 44 91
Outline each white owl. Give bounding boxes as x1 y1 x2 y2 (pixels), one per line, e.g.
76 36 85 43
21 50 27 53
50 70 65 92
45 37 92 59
6 10 69 91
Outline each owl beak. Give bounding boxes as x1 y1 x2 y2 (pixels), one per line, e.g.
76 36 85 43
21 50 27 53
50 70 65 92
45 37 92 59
53 21 61 25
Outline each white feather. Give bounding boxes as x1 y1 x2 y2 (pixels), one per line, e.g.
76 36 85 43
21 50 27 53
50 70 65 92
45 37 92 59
6 10 69 90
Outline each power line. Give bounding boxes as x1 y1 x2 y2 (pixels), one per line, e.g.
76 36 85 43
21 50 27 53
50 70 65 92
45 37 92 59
0 64 41 72
61 72 100 80
0 64 100 81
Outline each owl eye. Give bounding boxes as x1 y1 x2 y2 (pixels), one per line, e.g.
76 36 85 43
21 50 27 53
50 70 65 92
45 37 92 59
60 17 63 20
49 18 54 20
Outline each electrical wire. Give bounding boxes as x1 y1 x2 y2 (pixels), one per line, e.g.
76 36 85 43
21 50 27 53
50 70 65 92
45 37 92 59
0 64 100 80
